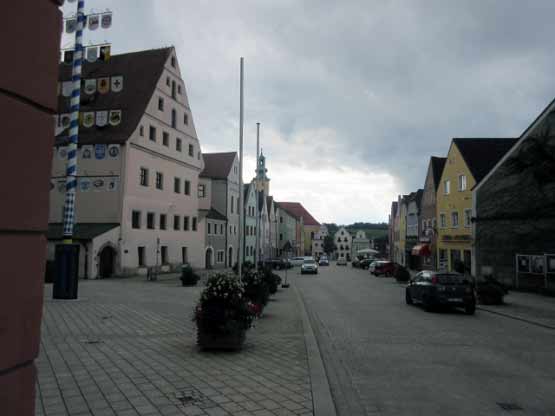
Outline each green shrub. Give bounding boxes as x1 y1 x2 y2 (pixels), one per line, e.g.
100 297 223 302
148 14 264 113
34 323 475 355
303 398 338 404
242 269 270 310
181 264 200 286
262 266 282 294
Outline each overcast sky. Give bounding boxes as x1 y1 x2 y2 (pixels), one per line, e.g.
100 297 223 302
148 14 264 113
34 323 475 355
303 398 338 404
62 0 555 224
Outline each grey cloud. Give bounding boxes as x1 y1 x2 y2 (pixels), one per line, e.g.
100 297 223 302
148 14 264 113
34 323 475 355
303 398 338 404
62 0 555 218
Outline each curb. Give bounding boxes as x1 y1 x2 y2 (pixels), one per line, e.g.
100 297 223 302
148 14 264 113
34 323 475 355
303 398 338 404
477 306 555 330
292 281 337 416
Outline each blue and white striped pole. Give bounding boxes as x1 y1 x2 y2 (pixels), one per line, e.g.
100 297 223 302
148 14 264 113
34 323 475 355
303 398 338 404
62 0 85 243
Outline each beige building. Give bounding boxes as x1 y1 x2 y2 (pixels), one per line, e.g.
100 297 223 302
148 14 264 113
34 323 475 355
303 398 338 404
48 47 205 278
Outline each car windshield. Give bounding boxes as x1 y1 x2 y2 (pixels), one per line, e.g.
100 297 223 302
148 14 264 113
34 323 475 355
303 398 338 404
303 260 316 264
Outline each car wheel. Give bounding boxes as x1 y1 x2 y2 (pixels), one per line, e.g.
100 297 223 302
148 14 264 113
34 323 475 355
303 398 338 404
423 297 435 312
465 302 476 315
405 289 413 305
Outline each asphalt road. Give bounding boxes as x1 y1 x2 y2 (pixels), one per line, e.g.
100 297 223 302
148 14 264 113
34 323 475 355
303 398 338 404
295 263 555 416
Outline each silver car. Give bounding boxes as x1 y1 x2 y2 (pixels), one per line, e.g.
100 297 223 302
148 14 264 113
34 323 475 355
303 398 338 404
301 259 318 274
289 256 305 267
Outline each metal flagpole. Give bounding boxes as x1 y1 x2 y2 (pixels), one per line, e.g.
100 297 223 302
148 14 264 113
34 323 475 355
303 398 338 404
255 122 260 269
238 57 244 282
63 0 85 243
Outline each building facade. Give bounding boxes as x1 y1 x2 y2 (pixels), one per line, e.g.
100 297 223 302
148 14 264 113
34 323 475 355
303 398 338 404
312 225 329 259
243 182 257 264
418 157 446 269
199 208 227 269
436 138 516 272
474 101 555 290
199 152 240 268
334 227 352 261
48 47 205 278
405 190 423 269
351 230 370 259
276 204 298 256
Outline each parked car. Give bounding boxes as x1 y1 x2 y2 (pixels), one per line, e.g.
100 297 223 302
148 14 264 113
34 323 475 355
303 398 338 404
369 260 395 276
351 258 361 268
405 271 476 315
358 258 375 270
289 257 305 267
301 259 318 274
318 256 329 266
337 257 347 266
264 258 291 270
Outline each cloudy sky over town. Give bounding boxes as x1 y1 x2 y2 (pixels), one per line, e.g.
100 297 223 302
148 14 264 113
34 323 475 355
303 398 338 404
62 0 555 224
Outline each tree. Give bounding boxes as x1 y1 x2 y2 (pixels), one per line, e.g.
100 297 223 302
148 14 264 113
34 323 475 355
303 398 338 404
323 235 336 256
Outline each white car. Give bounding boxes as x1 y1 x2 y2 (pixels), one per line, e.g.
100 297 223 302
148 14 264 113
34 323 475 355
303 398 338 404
289 257 305 267
337 257 347 266
301 259 318 274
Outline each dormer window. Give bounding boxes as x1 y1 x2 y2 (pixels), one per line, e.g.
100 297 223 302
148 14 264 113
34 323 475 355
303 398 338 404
171 80 176 99
171 56 176 68
183 113 188 125
178 85 182 94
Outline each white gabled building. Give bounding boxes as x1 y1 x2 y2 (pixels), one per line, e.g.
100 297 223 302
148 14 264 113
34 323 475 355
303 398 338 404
334 227 352 261
48 47 205 278
312 225 328 259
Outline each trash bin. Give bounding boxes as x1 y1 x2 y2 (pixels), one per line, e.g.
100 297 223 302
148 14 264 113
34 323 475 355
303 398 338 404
53 244 80 299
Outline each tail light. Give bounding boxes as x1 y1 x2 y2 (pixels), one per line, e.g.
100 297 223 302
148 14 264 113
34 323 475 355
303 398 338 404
431 276 438 285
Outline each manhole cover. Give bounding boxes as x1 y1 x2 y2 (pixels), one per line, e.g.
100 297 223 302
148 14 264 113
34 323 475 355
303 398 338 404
174 389 215 409
497 402 523 411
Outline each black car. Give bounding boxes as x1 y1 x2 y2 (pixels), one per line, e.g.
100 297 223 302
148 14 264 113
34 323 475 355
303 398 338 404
358 258 374 270
405 271 476 315
263 258 291 270
351 258 361 268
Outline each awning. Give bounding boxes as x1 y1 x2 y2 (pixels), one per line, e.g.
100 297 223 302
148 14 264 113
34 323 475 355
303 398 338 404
411 244 431 256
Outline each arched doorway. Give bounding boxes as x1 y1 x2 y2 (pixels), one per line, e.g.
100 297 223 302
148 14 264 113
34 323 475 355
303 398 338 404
98 246 116 278
228 246 233 267
205 247 213 269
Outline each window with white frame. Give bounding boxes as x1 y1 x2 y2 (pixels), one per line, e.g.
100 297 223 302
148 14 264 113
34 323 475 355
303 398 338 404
451 211 459 228
440 213 446 228
458 174 467 191
217 251 224 263
444 179 450 195
464 209 472 227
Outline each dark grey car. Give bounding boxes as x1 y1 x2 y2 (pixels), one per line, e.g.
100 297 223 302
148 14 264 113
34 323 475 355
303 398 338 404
405 271 476 315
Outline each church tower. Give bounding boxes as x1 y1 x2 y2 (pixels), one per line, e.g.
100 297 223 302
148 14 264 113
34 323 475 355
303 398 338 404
255 150 270 195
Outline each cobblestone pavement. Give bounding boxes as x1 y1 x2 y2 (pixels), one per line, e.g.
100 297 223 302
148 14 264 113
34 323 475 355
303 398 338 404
36 274 313 416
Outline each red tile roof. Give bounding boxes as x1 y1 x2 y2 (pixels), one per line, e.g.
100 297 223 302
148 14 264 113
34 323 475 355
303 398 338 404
275 202 319 226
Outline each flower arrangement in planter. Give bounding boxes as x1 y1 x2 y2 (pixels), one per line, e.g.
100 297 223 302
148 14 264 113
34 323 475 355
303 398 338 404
241 269 270 316
193 273 256 350
180 264 201 286
262 266 282 295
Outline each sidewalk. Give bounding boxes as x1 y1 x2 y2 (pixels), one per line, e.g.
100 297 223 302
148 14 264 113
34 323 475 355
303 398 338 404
478 291 555 329
36 274 314 416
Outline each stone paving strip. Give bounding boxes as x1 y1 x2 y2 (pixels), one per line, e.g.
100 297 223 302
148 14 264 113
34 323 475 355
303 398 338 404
36 275 314 416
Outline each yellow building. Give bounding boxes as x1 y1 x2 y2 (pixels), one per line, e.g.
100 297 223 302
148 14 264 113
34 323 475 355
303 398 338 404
436 138 517 272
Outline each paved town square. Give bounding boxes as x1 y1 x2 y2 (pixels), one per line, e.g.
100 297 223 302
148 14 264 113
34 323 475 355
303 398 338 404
35 265 555 416
36 275 313 416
